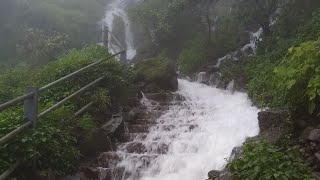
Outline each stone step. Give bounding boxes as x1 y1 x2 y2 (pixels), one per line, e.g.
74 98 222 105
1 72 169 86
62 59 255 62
128 125 150 133
151 124 199 132
131 119 158 125
98 152 159 169
118 133 149 142
144 92 174 102
135 110 163 120
128 124 198 133
117 141 169 154
158 101 184 107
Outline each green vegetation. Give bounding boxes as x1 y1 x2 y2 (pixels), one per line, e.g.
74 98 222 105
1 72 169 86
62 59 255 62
0 46 132 177
134 57 172 82
0 0 106 66
228 140 313 180
215 2 320 115
274 39 320 114
130 0 242 74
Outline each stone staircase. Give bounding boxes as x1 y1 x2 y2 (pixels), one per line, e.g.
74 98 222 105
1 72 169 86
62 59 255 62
83 91 186 180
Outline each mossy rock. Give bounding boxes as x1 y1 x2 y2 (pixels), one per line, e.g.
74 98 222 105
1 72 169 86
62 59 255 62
134 58 178 91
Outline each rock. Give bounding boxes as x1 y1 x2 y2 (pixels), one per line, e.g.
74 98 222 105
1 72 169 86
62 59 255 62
301 127 320 142
242 45 254 56
209 73 221 86
315 152 320 162
305 156 315 166
82 167 99 180
128 108 139 122
98 168 112 180
226 80 235 91
197 72 209 84
237 31 250 47
313 172 320 180
208 170 221 179
98 152 122 168
60 172 88 180
294 118 308 130
100 114 125 138
123 142 148 153
80 114 124 156
248 111 289 144
218 171 233 180
204 65 219 74
230 146 243 161
144 92 173 102
258 111 288 133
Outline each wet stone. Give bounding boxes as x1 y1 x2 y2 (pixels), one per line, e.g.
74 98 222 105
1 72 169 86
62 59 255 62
128 125 150 133
98 152 122 168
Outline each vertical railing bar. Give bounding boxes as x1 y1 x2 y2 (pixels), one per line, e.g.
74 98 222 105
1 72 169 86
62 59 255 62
24 88 38 129
107 29 125 50
120 50 127 64
0 24 127 178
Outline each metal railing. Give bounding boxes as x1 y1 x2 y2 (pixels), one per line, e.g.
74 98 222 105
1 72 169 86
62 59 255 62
0 24 126 180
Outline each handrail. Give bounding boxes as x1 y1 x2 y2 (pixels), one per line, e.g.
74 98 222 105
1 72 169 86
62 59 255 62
107 29 125 50
0 51 123 112
37 76 105 119
0 24 127 179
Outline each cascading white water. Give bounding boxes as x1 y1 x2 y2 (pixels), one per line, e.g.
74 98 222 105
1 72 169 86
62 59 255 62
104 0 137 60
214 27 264 68
241 27 263 55
118 79 260 180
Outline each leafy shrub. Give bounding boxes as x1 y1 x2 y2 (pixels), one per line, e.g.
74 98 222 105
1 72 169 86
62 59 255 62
274 38 320 113
178 36 207 74
16 27 68 67
228 140 313 180
0 0 107 65
0 45 132 177
134 57 174 82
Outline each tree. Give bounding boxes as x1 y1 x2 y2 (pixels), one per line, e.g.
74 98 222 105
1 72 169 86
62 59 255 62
235 0 280 35
203 0 219 43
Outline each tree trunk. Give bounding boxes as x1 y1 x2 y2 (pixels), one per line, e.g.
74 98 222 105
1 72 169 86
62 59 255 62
206 15 212 43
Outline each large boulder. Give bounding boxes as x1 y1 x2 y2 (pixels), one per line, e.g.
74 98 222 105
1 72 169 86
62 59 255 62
249 110 289 144
301 127 320 142
134 58 178 91
80 114 125 156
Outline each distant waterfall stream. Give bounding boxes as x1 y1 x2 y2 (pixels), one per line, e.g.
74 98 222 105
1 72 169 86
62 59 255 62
104 0 137 60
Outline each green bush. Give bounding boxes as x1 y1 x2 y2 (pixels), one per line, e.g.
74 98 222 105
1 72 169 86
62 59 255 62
274 38 320 113
0 45 132 177
134 57 174 82
228 140 313 180
178 36 207 74
0 0 107 65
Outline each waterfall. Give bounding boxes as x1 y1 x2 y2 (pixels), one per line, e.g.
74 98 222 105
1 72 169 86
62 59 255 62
241 27 263 55
104 0 137 60
116 79 260 180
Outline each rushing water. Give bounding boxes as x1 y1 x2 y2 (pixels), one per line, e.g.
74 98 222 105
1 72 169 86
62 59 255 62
104 0 137 60
118 79 260 180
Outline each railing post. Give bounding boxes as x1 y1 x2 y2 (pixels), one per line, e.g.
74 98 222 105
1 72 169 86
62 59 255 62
120 51 127 64
102 25 109 49
24 87 38 129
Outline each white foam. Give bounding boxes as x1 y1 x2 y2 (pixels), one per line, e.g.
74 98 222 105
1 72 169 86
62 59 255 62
104 0 136 60
119 79 260 180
